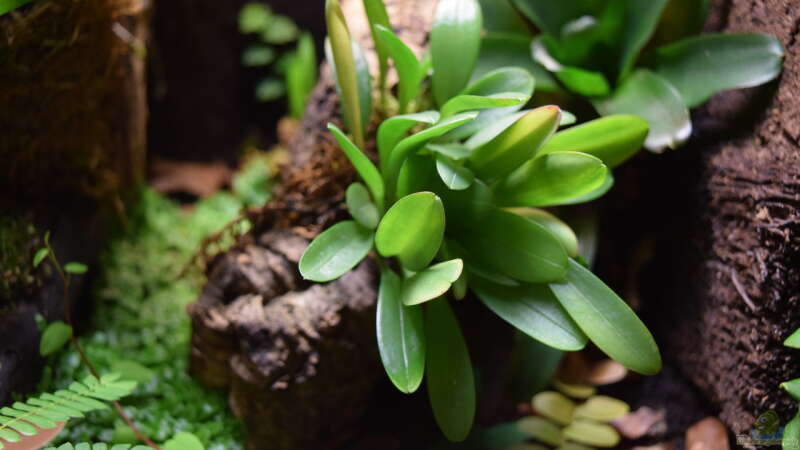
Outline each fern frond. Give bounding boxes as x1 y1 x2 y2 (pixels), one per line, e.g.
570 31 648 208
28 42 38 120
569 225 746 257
0 373 136 450
45 444 150 450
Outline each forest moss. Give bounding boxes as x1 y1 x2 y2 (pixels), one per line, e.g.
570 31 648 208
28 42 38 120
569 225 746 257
37 156 273 448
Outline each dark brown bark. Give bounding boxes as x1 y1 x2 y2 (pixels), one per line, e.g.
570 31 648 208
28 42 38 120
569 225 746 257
601 0 800 436
186 1 437 449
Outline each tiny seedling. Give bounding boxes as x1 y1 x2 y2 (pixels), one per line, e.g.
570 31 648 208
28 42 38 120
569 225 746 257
302 0 661 441
484 0 783 152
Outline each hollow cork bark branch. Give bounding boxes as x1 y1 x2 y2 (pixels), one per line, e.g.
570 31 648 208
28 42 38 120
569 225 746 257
187 1 437 449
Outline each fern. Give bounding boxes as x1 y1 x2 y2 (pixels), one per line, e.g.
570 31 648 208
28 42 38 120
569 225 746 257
45 445 150 450
0 373 136 449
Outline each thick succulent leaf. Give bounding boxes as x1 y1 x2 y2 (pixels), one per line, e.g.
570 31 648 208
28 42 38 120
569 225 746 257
478 0 529 35
472 34 558 92
538 115 649 168
785 328 800 348
509 208 579 257
593 69 690 152
469 106 561 180
377 111 440 170
494 152 608 207
650 0 711 46
549 259 662 375
436 155 474 191
616 0 669 80
510 0 599 37
782 378 800 402
363 0 392 89
325 0 365 148
402 259 464 306
396 154 437 199
456 208 568 283
431 0 483 106
328 123 385 209
438 179 495 227
472 277 587 350
440 93 527 119
531 38 610 97
558 172 614 205
375 25 423 113
386 113 478 192
298 220 373 282
377 267 426 393
346 182 380 229
785 413 800 450
375 192 445 271
649 33 784 108
427 143 470 161
425 298 475 442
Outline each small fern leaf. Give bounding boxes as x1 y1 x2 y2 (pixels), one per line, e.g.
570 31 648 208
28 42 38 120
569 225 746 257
44 444 151 450
0 373 137 450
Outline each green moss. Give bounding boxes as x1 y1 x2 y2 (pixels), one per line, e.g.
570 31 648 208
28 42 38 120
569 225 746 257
38 157 272 448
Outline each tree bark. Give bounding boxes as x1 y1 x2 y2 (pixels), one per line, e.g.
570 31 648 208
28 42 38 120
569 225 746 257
601 0 800 436
186 1 437 449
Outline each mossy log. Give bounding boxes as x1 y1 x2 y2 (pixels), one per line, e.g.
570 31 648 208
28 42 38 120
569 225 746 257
187 1 437 449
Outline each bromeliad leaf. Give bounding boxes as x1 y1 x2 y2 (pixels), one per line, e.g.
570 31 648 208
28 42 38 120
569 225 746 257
375 25 424 113
402 259 464 306
328 123 385 209
593 69 690 153
431 0 483 106
375 192 445 271
377 111 440 170
538 115 649 168
468 106 561 180
494 152 608 207
439 93 527 119
549 259 662 375
456 208 568 283
298 220 373 282
325 0 366 148
509 208 579 257
346 183 380 229
435 155 474 191
425 298 475 442
472 277 587 351
648 33 784 108
377 267 426 393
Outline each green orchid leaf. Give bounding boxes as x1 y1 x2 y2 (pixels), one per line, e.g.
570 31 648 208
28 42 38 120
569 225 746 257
472 34 559 92
549 259 661 375
375 192 445 271
465 109 528 149
328 123 385 209
325 0 367 148
616 0 668 80
286 32 317 119
444 66 536 141
425 298 475 442
436 155 474 191
396 154 437 198
531 39 610 97
386 112 478 192
557 171 614 205
298 220 374 282
472 277 587 351
40 321 73 356
377 267 426 393
64 262 88 274
784 412 800 450
510 0 599 37
649 33 784 108
517 416 563 447
457 208 568 283
469 106 561 180
440 93 527 119
650 0 711 46
427 143 470 161
431 0 483 106
560 110 577 126
363 0 392 91
346 183 380 229
782 379 800 402
786 328 800 348
495 152 608 207
375 25 423 113
438 179 495 226
509 208 579 257
593 69 690 152
478 0 529 35
402 259 464 306
538 115 649 168
377 111 440 170
563 420 620 448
